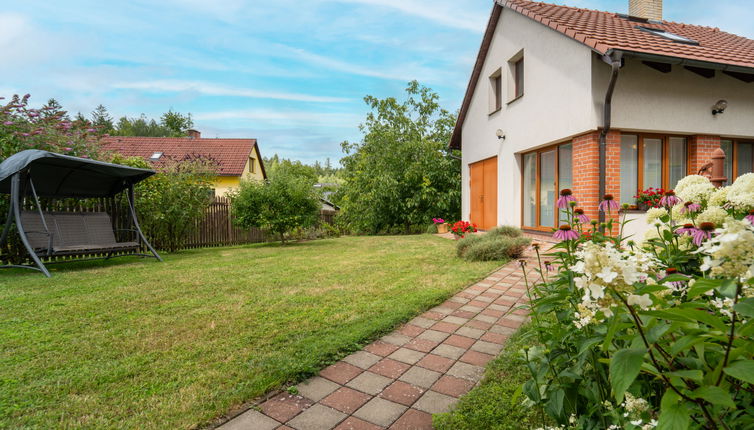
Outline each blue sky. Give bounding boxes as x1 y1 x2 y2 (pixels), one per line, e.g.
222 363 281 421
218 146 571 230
2 0 752 163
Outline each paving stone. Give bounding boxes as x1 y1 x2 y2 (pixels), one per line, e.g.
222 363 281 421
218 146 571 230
465 319 493 330
496 318 522 329
451 310 476 319
297 376 340 402
447 361 485 382
369 358 411 379
440 300 463 309
421 311 444 320
459 350 495 366
388 348 425 365
343 351 382 369
481 309 505 318
475 295 494 303
471 340 504 355
429 306 455 315
353 397 408 427
489 325 517 336
416 353 454 373
442 315 469 325
364 341 400 357
431 375 476 398
408 316 435 329
321 387 372 414
320 362 363 385
260 393 312 423
287 404 347 430
443 334 476 349
458 305 483 313
480 332 508 344
381 333 412 346
389 408 434 430
507 313 528 322
277 426 295 430
334 417 383 430
413 390 458 414
416 329 449 342
345 371 393 395
398 366 442 389
468 300 488 308
432 344 466 360
380 380 425 406
448 296 469 304
404 338 438 353
431 322 460 333
473 314 498 324
217 409 280 430
398 324 425 337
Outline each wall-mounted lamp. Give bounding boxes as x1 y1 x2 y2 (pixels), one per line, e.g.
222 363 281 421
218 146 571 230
495 129 506 140
712 99 728 116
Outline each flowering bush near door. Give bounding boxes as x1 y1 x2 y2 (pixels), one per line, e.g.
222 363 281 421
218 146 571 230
523 174 754 429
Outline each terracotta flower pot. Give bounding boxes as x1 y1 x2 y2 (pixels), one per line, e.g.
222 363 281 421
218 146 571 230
437 223 449 234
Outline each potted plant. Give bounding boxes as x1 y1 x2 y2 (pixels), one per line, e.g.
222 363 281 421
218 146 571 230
433 218 448 234
633 187 664 211
450 220 477 240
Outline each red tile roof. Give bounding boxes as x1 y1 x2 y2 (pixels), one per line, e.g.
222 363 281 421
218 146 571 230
449 0 754 149
502 0 754 69
102 136 262 177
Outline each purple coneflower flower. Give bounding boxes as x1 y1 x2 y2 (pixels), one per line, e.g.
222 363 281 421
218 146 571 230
692 222 716 246
557 189 576 209
663 268 688 292
746 210 754 225
544 261 555 272
3 121 13 125
553 224 579 241
660 190 681 207
86 128 96 133
573 208 590 224
599 194 620 212
680 201 701 215
675 223 697 236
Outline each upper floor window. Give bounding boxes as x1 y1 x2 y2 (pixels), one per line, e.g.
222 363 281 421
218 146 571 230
619 134 687 205
514 57 524 99
249 157 256 173
507 50 524 102
488 69 502 113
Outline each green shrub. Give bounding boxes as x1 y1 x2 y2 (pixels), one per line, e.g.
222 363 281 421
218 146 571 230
487 225 523 238
456 235 484 257
461 236 530 262
426 223 438 234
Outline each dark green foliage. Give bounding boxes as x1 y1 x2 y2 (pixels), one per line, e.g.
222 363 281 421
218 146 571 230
457 234 531 262
230 173 321 244
336 81 461 234
433 324 543 430
112 110 193 137
91 104 114 134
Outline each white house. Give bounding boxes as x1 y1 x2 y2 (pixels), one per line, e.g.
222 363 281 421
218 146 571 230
450 0 754 233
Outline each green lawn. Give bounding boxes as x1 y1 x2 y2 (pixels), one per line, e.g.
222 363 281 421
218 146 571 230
0 235 499 429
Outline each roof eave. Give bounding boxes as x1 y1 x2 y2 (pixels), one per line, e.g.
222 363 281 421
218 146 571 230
606 48 754 74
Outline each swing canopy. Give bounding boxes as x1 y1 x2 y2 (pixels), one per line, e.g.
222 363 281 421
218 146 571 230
0 149 155 198
0 150 162 277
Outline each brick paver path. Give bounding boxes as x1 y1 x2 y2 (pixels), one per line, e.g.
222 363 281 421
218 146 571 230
218 243 547 430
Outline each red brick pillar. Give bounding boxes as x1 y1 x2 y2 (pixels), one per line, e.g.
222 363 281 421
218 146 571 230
688 135 721 175
572 132 600 223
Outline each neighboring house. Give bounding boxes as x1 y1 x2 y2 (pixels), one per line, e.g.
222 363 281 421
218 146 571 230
451 0 754 232
103 130 266 196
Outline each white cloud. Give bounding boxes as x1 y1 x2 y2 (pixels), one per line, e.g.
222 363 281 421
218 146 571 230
327 0 487 31
111 80 350 103
194 109 362 127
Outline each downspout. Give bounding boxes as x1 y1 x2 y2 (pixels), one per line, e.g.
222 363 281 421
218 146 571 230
598 51 623 224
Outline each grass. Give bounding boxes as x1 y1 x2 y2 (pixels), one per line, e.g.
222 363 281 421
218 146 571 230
433 323 543 430
0 235 499 429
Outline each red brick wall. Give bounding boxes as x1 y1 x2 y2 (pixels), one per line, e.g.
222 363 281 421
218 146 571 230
688 135 721 176
571 131 621 226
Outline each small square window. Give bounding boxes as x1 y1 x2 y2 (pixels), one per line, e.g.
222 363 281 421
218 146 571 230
149 152 163 161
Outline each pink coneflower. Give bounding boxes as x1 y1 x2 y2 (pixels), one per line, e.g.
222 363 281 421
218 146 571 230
557 189 576 209
573 208 590 224
681 201 701 215
544 261 555 272
663 268 688 292
660 190 681 207
693 222 716 246
676 223 697 236
2 121 13 125
553 224 579 241
599 194 619 212
746 210 754 225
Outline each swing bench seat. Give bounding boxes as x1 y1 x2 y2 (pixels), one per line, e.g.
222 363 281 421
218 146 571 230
21 211 140 256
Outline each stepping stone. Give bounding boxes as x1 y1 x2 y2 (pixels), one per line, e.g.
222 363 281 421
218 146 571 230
217 410 279 430
287 404 346 430
353 397 407 427
297 377 340 402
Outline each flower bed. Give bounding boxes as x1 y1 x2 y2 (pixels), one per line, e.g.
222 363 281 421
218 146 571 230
522 174 754 429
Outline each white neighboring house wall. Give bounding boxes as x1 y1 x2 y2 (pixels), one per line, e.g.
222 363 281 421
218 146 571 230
591 56 754 137
460 7 597 227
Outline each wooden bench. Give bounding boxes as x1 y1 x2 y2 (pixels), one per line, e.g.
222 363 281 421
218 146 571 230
20 211 139 256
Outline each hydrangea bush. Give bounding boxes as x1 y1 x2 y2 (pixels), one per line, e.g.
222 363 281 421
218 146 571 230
523 174 754 429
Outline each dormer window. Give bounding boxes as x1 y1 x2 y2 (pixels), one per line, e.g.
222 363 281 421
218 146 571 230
149 152 163 161
637 26 699 45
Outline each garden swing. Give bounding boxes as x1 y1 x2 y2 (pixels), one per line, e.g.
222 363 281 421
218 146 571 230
0 149 162 277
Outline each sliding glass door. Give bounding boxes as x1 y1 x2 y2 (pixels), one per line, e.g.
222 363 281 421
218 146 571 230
522 143 572 230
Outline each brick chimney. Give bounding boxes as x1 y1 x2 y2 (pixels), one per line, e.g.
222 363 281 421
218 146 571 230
187 129 201 139
629 0 662 20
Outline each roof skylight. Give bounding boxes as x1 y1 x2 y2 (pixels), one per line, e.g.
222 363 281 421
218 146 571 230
149 152 163 161
637 26 699 45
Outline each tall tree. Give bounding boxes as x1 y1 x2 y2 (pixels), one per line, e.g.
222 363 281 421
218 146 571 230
160 109 193 135
112 110 193 137
336 81 461 234
91 104 114 134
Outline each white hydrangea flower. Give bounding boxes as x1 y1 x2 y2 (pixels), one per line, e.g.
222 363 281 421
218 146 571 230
696 219 754 289
709 186 730 207
727 173 754 210
645 207 667 224
696 207 730 227
676 181 714 205
675 175 711 196
627 294 653 309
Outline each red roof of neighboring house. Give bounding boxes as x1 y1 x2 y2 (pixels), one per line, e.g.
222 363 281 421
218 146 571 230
102 136 264 177
502 0 754 69
450 0 754 149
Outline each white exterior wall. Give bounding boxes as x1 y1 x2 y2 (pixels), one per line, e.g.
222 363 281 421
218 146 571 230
460 7 597 227
593 56 754 137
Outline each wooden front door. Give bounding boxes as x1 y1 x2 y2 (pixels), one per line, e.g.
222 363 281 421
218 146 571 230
469 157 498 230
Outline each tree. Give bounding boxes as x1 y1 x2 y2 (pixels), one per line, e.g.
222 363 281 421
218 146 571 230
230 173 321 244
91 104 114 134
336 81 461 234
160 109 193 135
112 110 193 137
